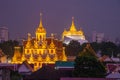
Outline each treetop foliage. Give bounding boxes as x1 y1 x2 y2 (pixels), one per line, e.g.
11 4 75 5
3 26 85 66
0 40 19 58
65 40 120 57
73 43 107 78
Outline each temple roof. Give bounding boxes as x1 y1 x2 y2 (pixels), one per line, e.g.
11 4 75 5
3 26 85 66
63 17 85 36
23 37 63 48
63 36 88 44
62 17 88 45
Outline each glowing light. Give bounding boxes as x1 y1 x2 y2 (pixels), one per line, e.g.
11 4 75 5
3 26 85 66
62 17 88 44
11 14 67 71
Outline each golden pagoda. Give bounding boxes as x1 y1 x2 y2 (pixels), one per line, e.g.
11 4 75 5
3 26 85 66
12 13 67 71
62 17 88 44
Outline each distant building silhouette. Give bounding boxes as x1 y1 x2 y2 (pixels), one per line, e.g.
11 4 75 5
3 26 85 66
0 27 8 42
92 31 104 43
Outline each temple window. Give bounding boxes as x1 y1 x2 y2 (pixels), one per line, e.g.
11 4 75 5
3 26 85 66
35 50 37 53
39 63 41 66
34 63 37 66
51 50 53 53
27 50 29 53
32 50 33 53
47 50 49 53
40 35 41 40
39 51 41 54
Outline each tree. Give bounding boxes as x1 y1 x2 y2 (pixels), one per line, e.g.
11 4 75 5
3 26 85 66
100 42 117 57
10 71 22 80
90 42 100 53
0 40 19 58
65 40 82 56
73 44 106 78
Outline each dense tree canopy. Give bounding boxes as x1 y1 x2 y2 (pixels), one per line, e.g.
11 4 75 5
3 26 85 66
73 56 106 77
90 42 100 52
100 42 118 57
0 40 19 58
73 44 106 78
89 41 119 57
10 71 22 80
65 40 82 56
64 40 120 57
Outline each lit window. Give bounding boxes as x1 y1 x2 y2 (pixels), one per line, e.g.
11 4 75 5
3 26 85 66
51 50 53 53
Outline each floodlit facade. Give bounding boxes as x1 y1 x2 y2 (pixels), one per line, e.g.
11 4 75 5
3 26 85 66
62 17 88 44
11 14 67 71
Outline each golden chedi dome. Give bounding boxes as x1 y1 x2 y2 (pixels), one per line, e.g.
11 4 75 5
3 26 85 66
62 17 88 44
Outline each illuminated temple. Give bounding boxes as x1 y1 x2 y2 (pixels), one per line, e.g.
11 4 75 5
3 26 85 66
62 17 88 44
11 14 67 70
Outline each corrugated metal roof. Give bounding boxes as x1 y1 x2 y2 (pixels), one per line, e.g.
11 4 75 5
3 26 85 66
55 61 74 67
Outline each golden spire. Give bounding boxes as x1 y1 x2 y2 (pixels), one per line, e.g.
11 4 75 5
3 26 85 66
36 12 46 33
49 40 55 49
70 17 77 32
49 35 55 49
51 33 54 39
26 33 32 48
34 39 38 48
39 13 43 28
42 40 47 49
27 33 31 41
12 47 22 63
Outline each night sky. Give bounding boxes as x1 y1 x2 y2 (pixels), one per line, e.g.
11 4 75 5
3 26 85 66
0 0 120 41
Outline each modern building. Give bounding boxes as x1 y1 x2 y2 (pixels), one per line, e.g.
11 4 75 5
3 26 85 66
11 13 67 71
92 31 104 43
0 27 8 42
62 17 88 44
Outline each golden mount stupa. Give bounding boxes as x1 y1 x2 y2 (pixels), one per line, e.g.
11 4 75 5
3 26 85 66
62 17 88 44
11 13 67 71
